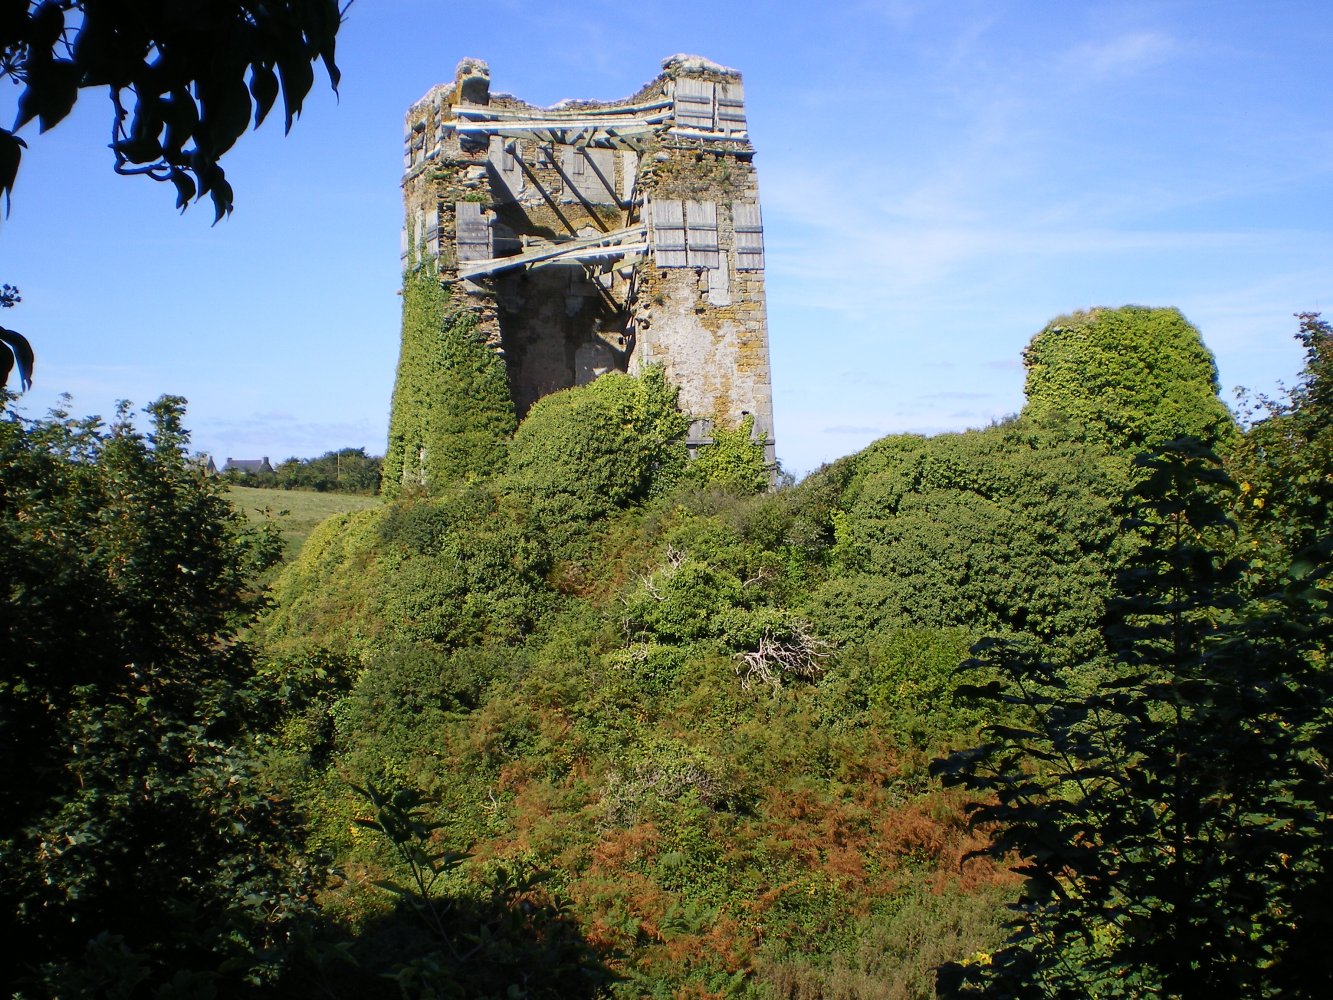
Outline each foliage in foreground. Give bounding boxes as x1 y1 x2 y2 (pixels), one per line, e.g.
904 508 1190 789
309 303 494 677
932 319 1333 997
9 306 1323 998
1 0 347 219
1 282 33 391
0 395 306 994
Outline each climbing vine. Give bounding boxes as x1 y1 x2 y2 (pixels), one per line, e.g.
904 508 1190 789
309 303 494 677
685 414 770 494
383 259 516 497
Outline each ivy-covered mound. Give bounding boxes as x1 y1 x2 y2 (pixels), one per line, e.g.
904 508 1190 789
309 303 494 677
15 307 1327 998
240 307 1333 999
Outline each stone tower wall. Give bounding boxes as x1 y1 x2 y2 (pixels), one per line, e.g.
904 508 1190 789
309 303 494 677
398 55 775 462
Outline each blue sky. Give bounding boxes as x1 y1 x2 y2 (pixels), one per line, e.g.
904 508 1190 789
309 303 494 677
2 1 1331 476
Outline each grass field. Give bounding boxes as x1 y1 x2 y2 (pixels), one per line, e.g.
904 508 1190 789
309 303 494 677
226 485 381 561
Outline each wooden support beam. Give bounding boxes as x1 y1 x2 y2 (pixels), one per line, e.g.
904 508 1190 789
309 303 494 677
451 113 669 149
669 126 750 141
452 98 671 120
457 225 648 279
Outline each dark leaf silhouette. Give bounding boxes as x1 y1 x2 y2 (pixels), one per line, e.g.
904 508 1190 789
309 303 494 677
0 325 33 391
1 0 347 217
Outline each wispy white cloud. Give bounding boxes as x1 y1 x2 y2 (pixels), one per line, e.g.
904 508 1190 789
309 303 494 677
1062 31 1178 79
852 0 920 28
823 424 883 435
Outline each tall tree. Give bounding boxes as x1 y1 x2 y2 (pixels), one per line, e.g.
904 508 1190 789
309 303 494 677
932 439 1333 998
0 395 315 994
1022 306 1236 452
1229 312 1333 589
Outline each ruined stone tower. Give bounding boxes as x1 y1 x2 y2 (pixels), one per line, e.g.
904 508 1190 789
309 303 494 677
399 55 775 463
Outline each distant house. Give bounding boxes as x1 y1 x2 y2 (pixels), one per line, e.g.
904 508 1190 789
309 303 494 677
192 455 218 476
223 456 274 475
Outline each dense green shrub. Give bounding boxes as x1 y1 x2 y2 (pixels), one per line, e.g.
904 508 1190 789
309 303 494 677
262 505 389 659
1022 305 1236 450
622 557 747 645
815 628 982 745
505 366 689 530
264 484 552 660
0 396 310 994
813 419 1127 662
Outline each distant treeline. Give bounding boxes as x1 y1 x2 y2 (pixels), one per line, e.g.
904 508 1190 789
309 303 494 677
230 447 382 495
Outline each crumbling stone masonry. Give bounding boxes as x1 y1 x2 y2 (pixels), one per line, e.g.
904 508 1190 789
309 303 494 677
399 54 776 463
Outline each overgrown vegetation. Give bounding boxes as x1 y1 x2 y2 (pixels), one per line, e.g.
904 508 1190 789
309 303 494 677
1023 306 1237 451
6 307 1327 998
933 321 1333 997
383 260 516 497
0 395 304 994
226 483 381 561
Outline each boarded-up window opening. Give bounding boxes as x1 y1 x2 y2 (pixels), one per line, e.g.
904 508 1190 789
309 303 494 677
619 151 639 202
733 201 765 270
717 82 746 133
674 78 715 130
651 199 721 269
455 202 491 262
424 214 441 257
686 200 720 269
650 199 688 268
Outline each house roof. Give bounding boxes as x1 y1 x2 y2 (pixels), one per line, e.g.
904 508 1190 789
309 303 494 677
222 457 272 474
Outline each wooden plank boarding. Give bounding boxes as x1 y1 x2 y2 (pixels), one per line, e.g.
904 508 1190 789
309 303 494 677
455 202 491 261
686 200 720 268
674 78 715 130
651 199 688 267
717 82 746 134
733 201 764 270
